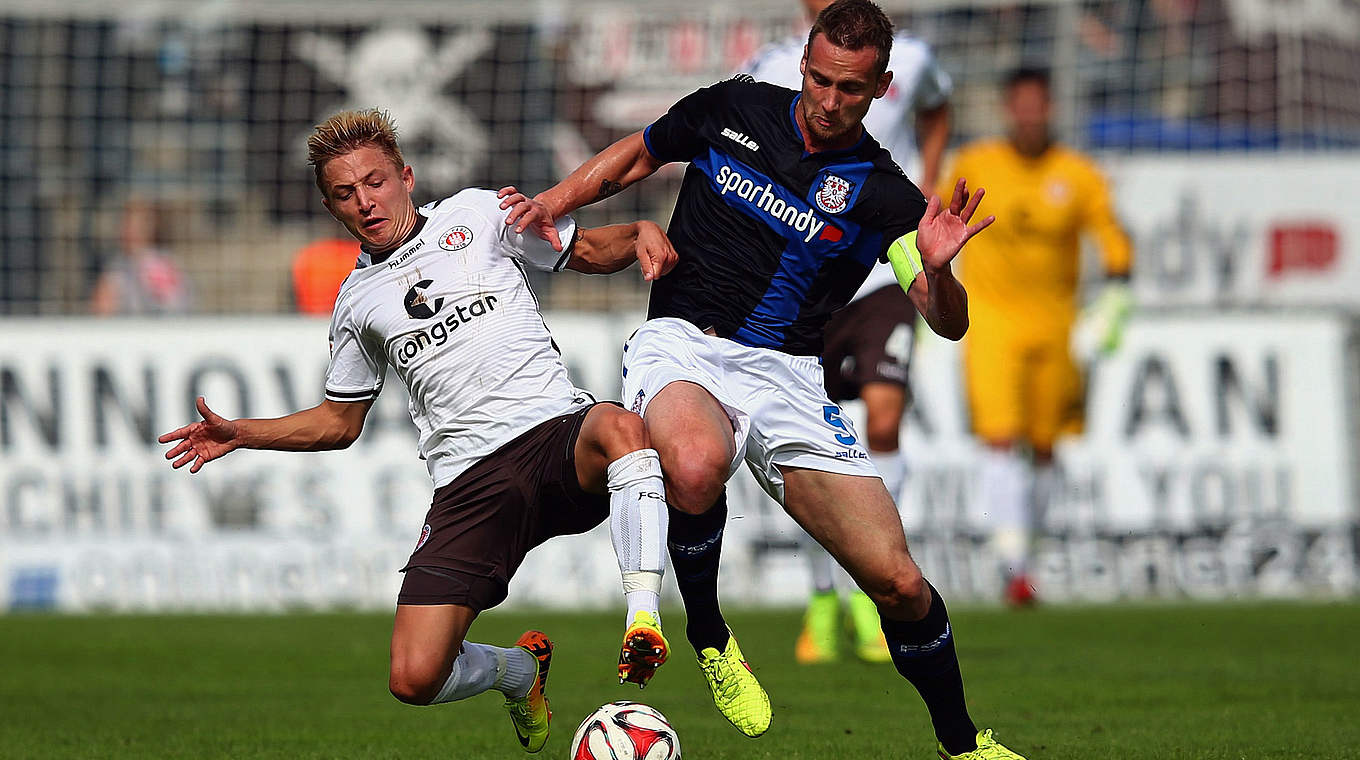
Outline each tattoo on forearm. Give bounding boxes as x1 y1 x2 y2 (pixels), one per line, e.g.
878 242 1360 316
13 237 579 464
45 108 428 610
596 179 623 201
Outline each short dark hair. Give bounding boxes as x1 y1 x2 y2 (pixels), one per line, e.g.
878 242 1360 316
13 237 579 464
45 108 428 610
807 0 895 76
1004 67 1051 92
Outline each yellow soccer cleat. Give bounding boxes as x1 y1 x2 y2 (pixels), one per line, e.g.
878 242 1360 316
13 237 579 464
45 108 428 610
937 729 1028 760
795 590 840 664
618 610 670 688
698 633 772 738
847 591 892 663
504 630 553 753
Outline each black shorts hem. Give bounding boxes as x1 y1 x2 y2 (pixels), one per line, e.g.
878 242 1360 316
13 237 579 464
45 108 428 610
397 565 508 611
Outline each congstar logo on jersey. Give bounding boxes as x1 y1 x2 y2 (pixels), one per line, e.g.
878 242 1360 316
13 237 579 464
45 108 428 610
393 294 499 366
712 164 841 244
403 279 445 319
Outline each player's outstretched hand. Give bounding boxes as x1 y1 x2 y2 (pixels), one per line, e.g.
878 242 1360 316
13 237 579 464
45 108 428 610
157 396 242 473
916 178 994 272
497 185 563 252
634 221 678 281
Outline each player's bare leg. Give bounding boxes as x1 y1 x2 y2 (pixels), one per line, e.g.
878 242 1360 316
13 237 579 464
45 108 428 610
389 603 551 751
644 381 771 737
389 603 478 705
574 404 671 687
643 380 737 653
644 381 734 515
780 467 992 757
851 382 909 661
797 383 908 664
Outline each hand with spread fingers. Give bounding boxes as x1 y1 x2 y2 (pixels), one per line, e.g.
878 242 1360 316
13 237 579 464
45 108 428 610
917 177 995 272
158 396 242 473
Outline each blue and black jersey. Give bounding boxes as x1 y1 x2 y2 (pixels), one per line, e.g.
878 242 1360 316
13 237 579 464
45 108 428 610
642 76 926 357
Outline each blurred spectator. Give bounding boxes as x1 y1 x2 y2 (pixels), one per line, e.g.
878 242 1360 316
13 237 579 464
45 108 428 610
291 237 361 315
89 199 191 316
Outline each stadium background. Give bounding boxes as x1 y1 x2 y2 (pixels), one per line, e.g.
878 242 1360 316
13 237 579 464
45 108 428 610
1 0 1357 617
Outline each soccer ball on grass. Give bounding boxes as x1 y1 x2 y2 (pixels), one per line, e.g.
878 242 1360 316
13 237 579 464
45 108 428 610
569 701 681 759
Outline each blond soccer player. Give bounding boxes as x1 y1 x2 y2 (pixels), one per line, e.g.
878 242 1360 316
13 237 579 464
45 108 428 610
159 109 681 753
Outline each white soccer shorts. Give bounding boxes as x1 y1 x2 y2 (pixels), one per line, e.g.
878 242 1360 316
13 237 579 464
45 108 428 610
621 317 878 504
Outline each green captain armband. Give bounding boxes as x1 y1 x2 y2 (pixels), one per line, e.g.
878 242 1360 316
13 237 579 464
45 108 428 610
885 231 924 293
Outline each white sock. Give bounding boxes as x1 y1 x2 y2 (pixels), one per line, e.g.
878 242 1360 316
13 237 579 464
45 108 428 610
980 448 1032 576
871 449 907 506
804 533 836 593
608 448 667 625
1032 462 1058 530
431 642 536 704
832 561 858 596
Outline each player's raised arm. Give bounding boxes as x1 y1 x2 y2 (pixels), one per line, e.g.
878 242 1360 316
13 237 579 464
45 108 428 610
1073 160 1134 357
491 187 676 279
568 221 677 280
497 132 665 251
539 131 666 218
893 178 993 341
500 80 728 249
158 396 372 473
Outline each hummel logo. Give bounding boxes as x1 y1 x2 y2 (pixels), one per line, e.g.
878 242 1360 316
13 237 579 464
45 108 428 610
721 127 759 152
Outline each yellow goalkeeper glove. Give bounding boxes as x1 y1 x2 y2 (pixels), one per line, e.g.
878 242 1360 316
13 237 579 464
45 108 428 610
1072 283 1133 361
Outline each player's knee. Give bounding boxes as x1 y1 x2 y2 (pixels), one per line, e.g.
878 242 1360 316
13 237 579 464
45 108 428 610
867 564 928 614
662 450 728 514
388 661 442 706
594 406 649 458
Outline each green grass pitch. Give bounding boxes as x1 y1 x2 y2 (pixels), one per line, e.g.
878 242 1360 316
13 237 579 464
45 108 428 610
2 603 1357 758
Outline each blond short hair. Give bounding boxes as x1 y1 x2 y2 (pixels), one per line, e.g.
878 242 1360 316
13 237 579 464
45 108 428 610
307 108 405 191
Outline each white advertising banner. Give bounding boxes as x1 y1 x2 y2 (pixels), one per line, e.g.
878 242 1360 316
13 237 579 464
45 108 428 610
896 313 1358 601
0 313 1355 612
1110 155 1360 309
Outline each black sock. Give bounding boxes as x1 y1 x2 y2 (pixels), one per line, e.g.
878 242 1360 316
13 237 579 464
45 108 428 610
880 581 978 756
666 491 729 654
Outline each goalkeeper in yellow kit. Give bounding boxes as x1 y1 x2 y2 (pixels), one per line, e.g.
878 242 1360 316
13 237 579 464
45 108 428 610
939 68 1132 604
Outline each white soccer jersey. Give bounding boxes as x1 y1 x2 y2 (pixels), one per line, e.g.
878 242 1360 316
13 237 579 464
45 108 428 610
324 188 588 488
742 31 951 301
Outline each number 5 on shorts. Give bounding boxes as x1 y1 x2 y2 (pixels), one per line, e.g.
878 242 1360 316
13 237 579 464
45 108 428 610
822 405 857 446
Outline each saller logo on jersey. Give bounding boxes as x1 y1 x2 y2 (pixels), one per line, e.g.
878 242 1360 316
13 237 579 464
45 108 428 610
814 174 855 214
713 164 830 243
720 127 759 152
